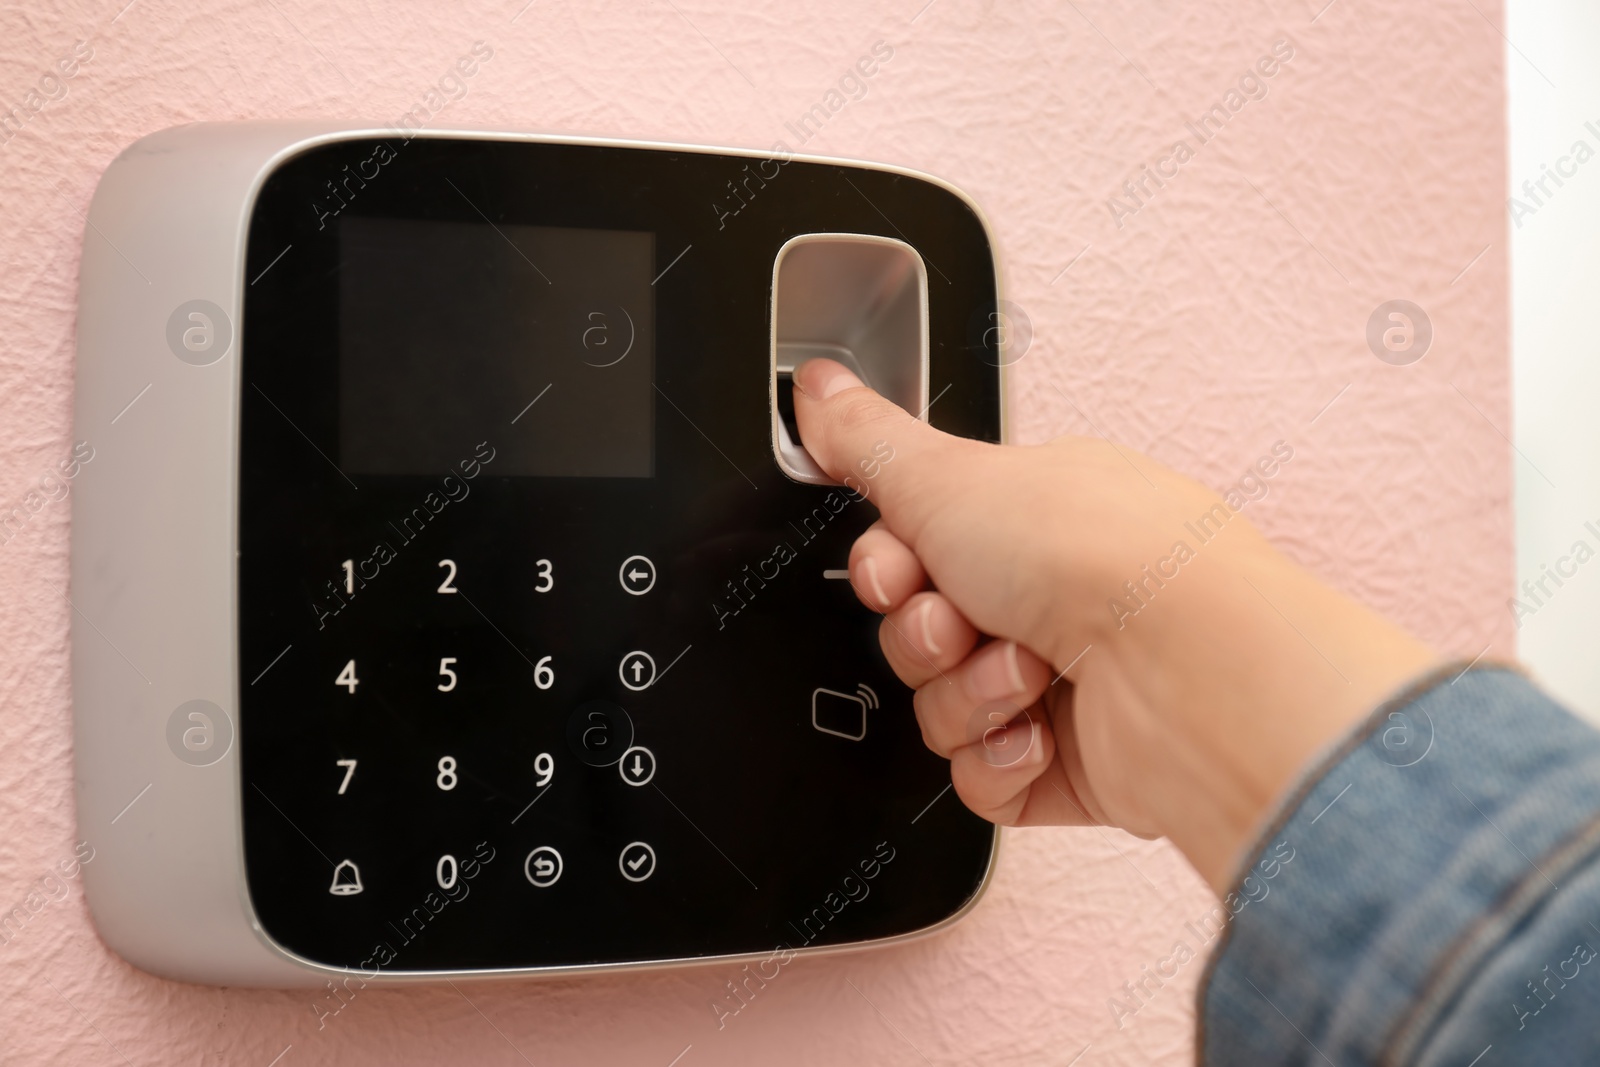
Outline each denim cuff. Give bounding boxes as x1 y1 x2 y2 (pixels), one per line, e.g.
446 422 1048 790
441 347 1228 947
1195 665 1600 1065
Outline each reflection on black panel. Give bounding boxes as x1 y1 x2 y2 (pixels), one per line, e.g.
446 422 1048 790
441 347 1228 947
339 218 654 478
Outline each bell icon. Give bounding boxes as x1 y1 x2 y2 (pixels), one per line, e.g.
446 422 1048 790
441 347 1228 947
329 859 364 896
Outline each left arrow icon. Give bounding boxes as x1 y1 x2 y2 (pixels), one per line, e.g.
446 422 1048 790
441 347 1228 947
618 555 656 595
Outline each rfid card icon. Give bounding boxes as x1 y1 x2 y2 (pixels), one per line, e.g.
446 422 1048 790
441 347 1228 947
811 684 879 741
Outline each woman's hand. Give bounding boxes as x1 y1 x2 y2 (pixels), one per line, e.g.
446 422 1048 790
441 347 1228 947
792 358 1438 891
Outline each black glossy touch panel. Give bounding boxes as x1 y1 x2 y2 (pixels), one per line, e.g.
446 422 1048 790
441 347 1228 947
239 136 1002 972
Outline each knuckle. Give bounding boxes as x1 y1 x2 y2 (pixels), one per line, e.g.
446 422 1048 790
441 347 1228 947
878 620 908 669
826 391 901 442
950 770 1021 827
918 722 953 760
911 691 954 758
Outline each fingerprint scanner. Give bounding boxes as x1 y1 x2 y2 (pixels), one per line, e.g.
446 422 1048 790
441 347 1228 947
771 234 929 484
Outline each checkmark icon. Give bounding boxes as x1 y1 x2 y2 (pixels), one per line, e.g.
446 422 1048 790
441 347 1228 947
619 840 656 881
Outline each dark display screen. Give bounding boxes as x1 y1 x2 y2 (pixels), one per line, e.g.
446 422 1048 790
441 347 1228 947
339 218 655 478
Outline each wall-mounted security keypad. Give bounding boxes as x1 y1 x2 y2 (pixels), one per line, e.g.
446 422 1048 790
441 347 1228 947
74 125 1003 983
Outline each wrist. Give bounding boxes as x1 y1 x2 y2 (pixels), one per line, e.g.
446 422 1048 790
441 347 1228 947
1083 543 1438 893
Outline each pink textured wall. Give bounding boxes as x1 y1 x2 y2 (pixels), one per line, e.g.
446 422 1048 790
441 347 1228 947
0 1 1508 1064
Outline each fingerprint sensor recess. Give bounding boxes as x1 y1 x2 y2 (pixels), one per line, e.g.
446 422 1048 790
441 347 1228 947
771 233 929 484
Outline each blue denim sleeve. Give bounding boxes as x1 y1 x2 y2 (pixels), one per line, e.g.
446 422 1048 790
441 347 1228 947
1196 665 1600 1066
